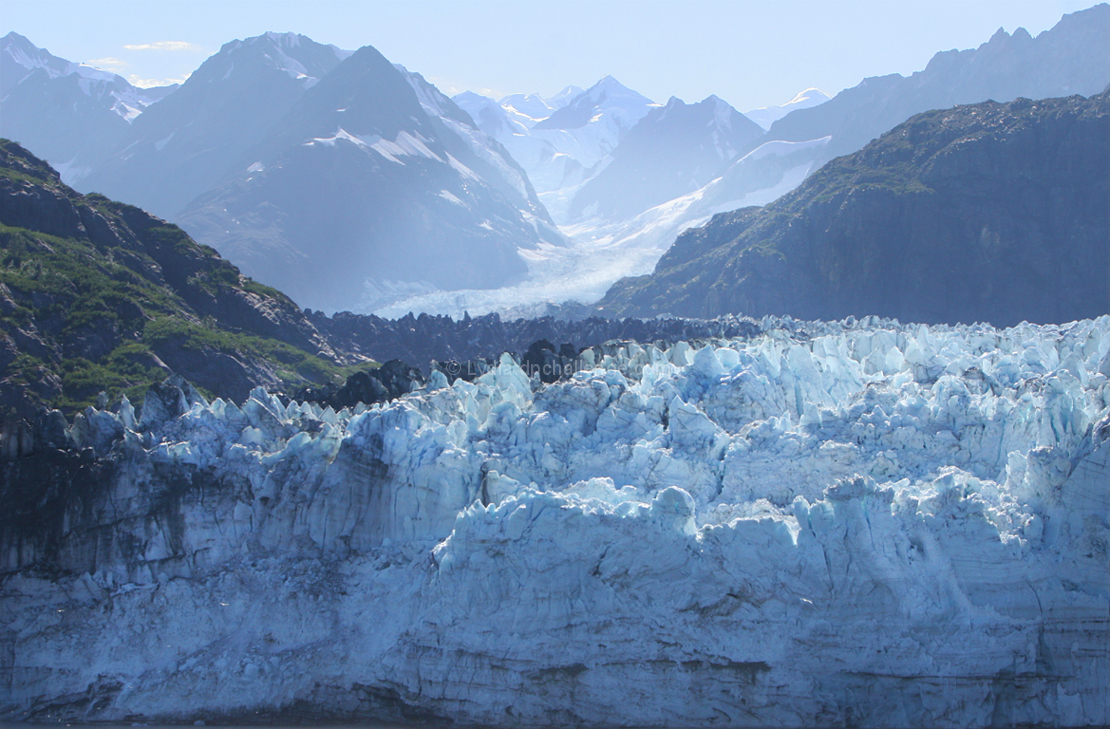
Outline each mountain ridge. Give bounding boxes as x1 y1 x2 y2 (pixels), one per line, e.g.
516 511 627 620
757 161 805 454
597 91 1110 325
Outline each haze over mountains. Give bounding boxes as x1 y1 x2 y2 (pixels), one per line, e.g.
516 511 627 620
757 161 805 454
0 32 175 182
600 91 1110 324
2 31 562 313
2 3 1108 321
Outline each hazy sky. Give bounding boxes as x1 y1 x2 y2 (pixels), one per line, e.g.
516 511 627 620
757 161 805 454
2 0 1102 111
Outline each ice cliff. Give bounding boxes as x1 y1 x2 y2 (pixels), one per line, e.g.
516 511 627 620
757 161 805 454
2 316 1109 726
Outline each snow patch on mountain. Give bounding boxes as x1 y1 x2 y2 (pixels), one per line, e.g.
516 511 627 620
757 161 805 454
377 135 829 320
304 128 446 166
1 31 174 123
453 77 658 201
744 87 831 130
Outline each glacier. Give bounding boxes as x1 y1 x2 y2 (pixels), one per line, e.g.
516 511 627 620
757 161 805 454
2 316 1109 725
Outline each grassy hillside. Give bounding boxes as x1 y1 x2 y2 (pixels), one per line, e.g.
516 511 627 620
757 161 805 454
0 139 372 415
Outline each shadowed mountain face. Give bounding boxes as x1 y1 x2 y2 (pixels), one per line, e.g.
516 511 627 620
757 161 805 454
174 44 562 313
598 92 1110 326
77 32 350 222
0 32 176 185
454 76 660 207
765 5 1110 161
4 33 562 315
621 4 1110 261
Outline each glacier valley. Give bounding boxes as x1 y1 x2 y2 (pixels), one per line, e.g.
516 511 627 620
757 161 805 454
2 316 1109 726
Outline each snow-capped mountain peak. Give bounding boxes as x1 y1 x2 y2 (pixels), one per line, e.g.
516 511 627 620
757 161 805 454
2 31 147 100
2 31 72 80
565 92 763 222
743 87 831 130
534 75 656 131
1 32 173 132
499 91 557 122
207 31 351 89
549 84 584 107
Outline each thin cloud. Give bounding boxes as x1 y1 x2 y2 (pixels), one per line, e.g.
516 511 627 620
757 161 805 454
86 57 128 69
123 41 202 52
128 73 191 88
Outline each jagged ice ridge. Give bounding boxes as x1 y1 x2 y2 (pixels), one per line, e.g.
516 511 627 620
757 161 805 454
3 316 1109 725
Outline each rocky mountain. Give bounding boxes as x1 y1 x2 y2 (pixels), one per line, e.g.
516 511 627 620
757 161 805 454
172 43 562 313
0 140 347 418
0 31 566 315
598 92 1110 325
0 138 767 422
768 4 1110 161
713 4 1110 213
78 32 351 221
497 86 582 124
568 94 765 221
0 32 175 186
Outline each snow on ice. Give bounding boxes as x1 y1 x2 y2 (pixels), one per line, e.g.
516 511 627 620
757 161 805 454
2 316 1108 726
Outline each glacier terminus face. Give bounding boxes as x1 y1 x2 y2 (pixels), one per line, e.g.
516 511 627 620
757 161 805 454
2 316 1108 726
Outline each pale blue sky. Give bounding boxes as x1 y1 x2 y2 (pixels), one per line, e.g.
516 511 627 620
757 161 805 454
1 0 1101 111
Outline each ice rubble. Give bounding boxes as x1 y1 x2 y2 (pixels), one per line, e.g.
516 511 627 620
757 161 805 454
3 317 1109 726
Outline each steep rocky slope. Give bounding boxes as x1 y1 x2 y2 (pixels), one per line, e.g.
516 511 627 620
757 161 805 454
596 4 1110 277
767 4 1110 161
599 92 1109 324
0 140 346 419
77 32 348 221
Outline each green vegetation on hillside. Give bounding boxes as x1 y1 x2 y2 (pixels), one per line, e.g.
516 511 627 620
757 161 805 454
0 139 374 415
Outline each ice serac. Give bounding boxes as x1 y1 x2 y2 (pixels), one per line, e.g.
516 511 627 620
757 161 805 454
2 315 1108 726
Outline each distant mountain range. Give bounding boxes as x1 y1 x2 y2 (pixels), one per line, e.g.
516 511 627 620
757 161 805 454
0 32 176 183
568 94 764 222
167 39 563 312
563 2 1110 274
2 4 1108 320
0 140 755 418
598 91 1110 325
743 88 831 130
77 32 350 220
454 75 661 216
2 32 562 313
